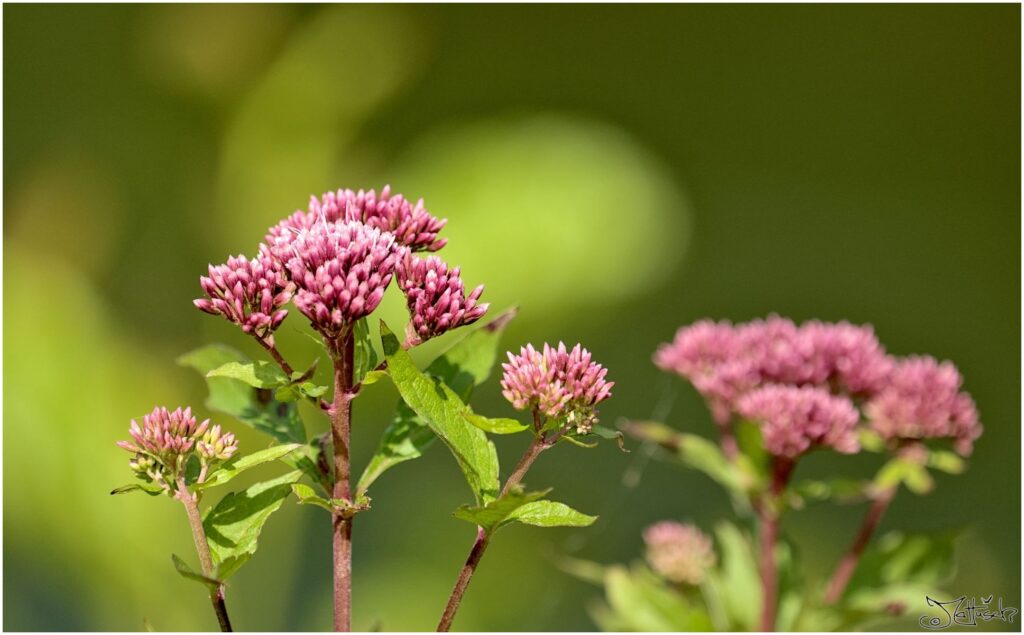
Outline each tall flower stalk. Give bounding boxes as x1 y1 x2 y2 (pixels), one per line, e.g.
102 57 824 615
437 342 613 631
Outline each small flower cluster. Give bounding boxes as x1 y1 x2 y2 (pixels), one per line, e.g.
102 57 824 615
866 356 981 455
737 385 860 458
200 185 485 345
396 253 488 343
285 221 399 338
194 246 293 341
501 342 613 433
117 406 237 491
643 521 717 585
655 316 981 458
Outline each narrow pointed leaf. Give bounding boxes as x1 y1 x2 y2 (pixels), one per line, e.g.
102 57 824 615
110 482 164 496
463 413 529 434
356 310 515 497
196 443 302 490
378 321 500 504
507 500 597 528
171 554 220 590
206 360 290 388
453 488 551 533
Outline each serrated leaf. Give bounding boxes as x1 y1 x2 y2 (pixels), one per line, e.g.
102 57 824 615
110 482 164 496
202 470 301 578
206 360 289 389
357 311 514 498
453 488 551 533
507 500 597 529
463 413 529 434
171 554 220 590
178 344 306 443
196 443 302 490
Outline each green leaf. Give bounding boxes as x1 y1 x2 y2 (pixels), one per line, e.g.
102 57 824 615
463 413 529 434
555 554 607 586
178 344 306 443
196 443 302 490
206 360 289 389
591 425 630 452
171 554 220 590
599 564 714 631
356 310 515 496
291 483 336 513
927 450 966 475
874 456 934 495
110 482 164 496
274 381 328 403
559 435 599 449
353 317 381 384
453 488 550 533
623 421 748 494
380 321 500 503
202 470 302 579
507 500 597 528
708 521 761 631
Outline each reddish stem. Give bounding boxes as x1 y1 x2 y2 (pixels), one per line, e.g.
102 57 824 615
758 458 794 632
176 478 233 632
331 331 355 632
823 488 896 604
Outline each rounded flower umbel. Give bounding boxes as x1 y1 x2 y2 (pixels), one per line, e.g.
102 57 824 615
866 356 982 456
265 185 447 261
285 220 400 340
194 246 293 342
117 407 237 492
737 385 860 459
397 253 488 344
501 342 613 434
643 521 717 586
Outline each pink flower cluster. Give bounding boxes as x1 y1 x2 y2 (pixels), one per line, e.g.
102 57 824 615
117 407 238 488
643 521 717 585
737 385 860 458
194 246 293 341
655 315 983 458
200 185 486 344
501 342 613 433
866 356 982 455
396 253 488 343
285 221 400 338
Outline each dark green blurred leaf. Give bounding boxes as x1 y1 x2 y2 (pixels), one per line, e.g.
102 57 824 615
171 554 220 590
110 482 164 496
453 488 550 533
202 470 301 579
463 413 529 434
206 360 289 388
178 344 307 443
626 421 748 495
196 443 301 490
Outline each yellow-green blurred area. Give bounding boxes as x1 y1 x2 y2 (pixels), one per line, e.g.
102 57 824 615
3 4 1019 631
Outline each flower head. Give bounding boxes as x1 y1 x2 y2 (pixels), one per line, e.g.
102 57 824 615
865 356 982 455
396 253 488 343
285 220 400 338
265 185 446 261
501 342 613 433
736 385 860 458
194 245 293 340
801 320 894 396
643 521 717 585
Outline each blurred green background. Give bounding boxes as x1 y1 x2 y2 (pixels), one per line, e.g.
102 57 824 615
3 4 1020 631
